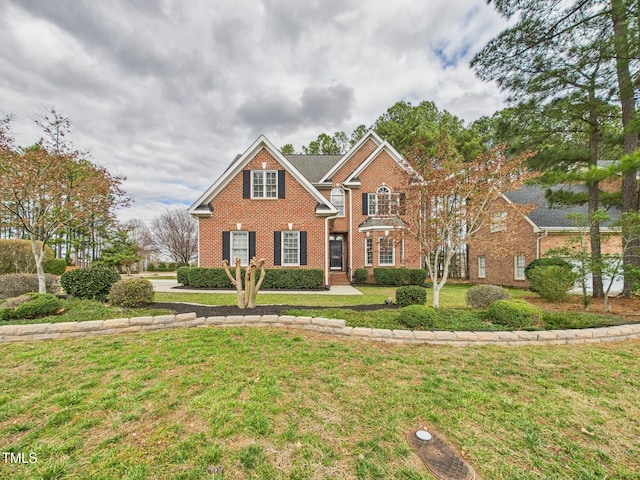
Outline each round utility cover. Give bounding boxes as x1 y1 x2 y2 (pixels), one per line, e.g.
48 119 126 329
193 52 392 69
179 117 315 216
416 430 432 441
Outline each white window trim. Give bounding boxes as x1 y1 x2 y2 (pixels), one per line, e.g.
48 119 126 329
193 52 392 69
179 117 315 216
478 255 486 279
251 170 278 199
231 231 249 267
378 237 395 266
365 237 373 266
282 230 300 266
514 254 526 280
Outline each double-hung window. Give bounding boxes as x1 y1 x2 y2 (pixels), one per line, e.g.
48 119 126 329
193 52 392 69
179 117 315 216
379 237 395 266
252 170 277 198
365 238 373 266
478 256 486 279
231 231 249 266
282 231 300 266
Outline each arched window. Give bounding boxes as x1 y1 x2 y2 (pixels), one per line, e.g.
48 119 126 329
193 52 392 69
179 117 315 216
331 188 345 217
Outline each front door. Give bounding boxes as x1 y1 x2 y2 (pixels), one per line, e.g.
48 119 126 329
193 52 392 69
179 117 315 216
329 235 344 270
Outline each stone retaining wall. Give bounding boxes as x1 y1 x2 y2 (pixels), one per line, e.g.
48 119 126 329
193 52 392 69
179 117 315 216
1 313 640 346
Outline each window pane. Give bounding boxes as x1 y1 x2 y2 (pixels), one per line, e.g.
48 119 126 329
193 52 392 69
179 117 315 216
331 188 345 216
365 238 373 266
231 231 249 266
265 171 277 198
515 255 525 279
252 171 264 197
478 256 486 278
282 231 299 265
379 237 394 265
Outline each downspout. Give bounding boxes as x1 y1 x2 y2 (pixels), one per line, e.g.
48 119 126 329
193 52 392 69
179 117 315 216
536 230 548 259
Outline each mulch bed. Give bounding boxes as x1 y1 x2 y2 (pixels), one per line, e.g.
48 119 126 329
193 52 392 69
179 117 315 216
150 302 398 318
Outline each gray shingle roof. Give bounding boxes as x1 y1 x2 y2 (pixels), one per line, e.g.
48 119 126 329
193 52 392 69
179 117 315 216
505 185 620 229
285 154 343 183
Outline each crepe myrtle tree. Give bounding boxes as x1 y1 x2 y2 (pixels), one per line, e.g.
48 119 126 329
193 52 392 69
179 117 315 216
403 135 536 307
222 257 266 309
0 108 129 293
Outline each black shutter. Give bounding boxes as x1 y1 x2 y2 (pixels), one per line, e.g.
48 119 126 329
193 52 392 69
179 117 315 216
243 170 251 198
278 170 285 198
222 231 230 262
300 231 307 265
399 193 406 215
249 231 256 259
273 231 281 266
362 193 369 215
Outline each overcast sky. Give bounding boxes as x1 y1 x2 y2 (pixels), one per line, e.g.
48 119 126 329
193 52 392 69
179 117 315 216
0 0 508 225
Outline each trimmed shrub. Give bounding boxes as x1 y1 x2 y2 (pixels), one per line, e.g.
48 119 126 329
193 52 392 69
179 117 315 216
44 258 67 276
398 305 437 329
0 273 59 298
0 293 63 321
176 266 191 285
354 268 368 284
408 269 427 285
108 278 154 308
524 257 573 292
465 284 510 309
528 265 577 302
487 300 543 329
180 267 324 290
396 285 427 307
60 267 121 301
0 239 54 274
147 263 157 272
373 268 410 286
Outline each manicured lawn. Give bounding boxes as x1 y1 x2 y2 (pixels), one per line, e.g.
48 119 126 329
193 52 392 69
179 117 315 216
154 284 530 308
1 328 638 479
155 285 627 331
0 298 173 326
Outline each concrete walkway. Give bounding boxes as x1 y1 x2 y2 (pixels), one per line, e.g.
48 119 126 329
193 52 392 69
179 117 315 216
150 279 362 295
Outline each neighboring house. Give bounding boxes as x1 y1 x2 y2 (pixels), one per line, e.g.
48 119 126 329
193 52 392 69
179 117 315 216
188 131 422 287
468 185 622 288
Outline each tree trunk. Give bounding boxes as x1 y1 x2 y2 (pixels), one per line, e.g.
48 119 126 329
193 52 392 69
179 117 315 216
610 0 640 296
588 93 604 298
30 236 47 294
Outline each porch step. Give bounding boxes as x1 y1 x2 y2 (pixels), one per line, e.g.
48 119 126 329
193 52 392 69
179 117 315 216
329 272 351 286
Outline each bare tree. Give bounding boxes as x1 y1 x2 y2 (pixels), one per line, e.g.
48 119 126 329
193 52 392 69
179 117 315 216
150 208 198 265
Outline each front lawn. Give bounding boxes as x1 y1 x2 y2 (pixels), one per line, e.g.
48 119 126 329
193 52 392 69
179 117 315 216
0 297 173 326
1 328 638 479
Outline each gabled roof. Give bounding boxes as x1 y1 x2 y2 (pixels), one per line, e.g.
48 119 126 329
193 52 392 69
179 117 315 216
188 135 338 217
505 185 621 231
344 141 415 186
318 130 384 183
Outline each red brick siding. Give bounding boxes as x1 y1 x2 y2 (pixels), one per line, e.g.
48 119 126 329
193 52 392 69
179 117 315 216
198 147 326 270
468 197 537 287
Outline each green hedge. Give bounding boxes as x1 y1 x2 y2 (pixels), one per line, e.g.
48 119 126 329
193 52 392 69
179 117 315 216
373 268 426 286
60 267 121 301
180 267 324 290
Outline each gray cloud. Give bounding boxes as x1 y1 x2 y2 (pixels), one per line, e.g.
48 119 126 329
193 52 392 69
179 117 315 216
0 0 508 225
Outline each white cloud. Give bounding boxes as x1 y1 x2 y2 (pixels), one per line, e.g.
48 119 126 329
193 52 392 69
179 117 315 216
0 0 509 225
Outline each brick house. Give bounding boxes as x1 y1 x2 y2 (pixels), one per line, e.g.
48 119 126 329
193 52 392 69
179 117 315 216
468 185 622 288
188 131 422 287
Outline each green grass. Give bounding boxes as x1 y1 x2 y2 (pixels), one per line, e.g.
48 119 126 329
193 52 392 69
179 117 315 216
0 328 638 478
0 297 172 325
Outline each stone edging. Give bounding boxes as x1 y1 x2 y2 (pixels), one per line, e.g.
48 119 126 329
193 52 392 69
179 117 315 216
2 313 640 346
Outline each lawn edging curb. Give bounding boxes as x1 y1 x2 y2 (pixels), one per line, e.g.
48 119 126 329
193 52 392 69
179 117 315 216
2 313 640 346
